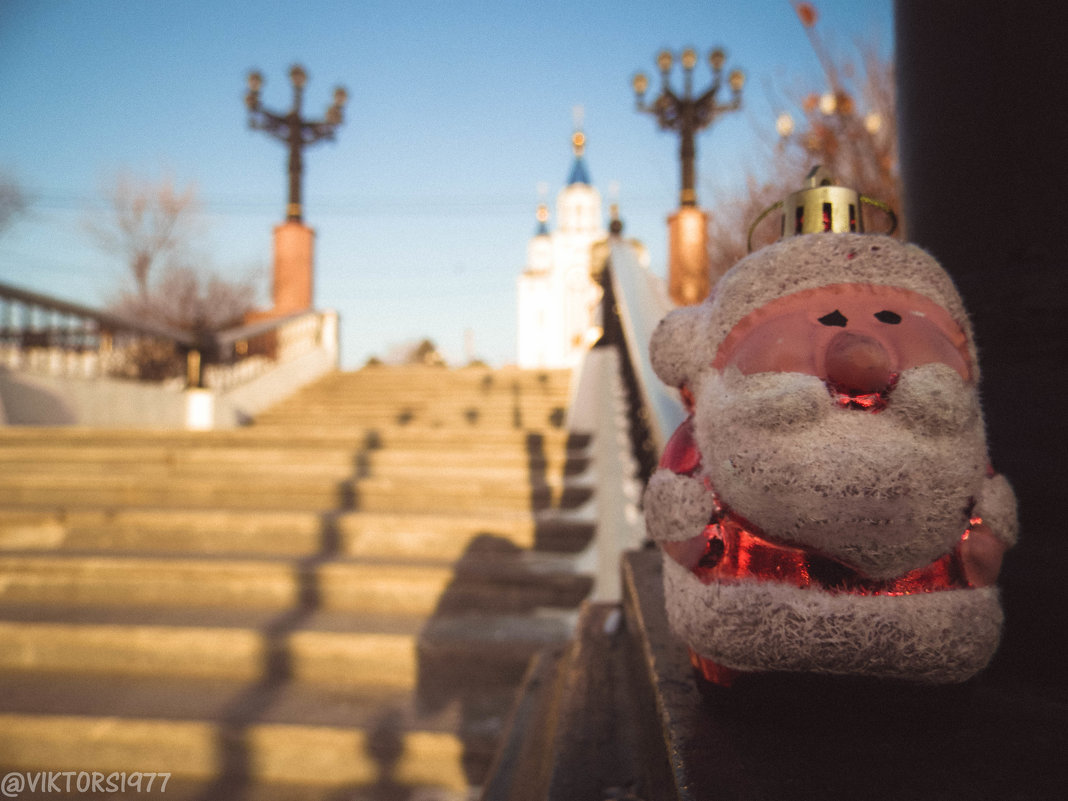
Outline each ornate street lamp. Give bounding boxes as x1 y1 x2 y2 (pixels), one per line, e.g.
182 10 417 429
245 64 348 222
630 48 745 306
632 48 745 207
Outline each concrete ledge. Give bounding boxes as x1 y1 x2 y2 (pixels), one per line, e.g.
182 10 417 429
486 548 1068 800
0 368 189 427
619 548 1068 800
482 601 673 801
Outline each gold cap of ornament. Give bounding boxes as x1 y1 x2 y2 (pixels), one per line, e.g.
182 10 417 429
747 165 897 252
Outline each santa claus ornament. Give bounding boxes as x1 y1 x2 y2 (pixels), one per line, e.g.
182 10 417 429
644 168 1017 686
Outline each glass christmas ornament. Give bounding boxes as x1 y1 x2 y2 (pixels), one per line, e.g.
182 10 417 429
645 167 1017 688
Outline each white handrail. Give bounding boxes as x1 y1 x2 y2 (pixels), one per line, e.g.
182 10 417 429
607 240 686 452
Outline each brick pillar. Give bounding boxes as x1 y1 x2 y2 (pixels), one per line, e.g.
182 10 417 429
272 221 315 313
667 207 710 306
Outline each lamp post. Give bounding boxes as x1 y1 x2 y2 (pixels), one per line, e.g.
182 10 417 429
245 65 347 223
244 65 346 315
631 48 744 306
632 48 744 207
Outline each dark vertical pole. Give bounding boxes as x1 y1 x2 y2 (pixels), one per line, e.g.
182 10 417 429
287 117 303 221
287 83 305 222
679 115 697 207
895 0 1068 688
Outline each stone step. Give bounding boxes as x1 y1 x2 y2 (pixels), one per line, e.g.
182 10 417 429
351 477 592 515
260 382 568 392
252 414 565 428
294 388 569 401
300 427 579 451
0 508 595 559
0 451 586 487
265 377 568 391
0 472 588 513
0 460 358 480
368 447 588 472
0 427 576 446
0 476 353 512
276 381 569 394
252 396 570 411
278 403 562 413
0 426 581 453
0 605 574 689
0 441 585 465
0 551 591 616
0 436 358 460
0 444 361 468
287 366 571 393
0 428 360 446
0 365 592 799
0 671 508 792
251 415 565 428
255 397 569 410
0 459 575 484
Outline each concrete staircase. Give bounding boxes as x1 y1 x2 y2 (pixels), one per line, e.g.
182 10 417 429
0 366 595 799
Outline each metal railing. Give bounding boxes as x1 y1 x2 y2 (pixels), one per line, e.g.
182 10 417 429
0 279 329 391
0 280 195 382
603 239 686 467
203 309 334 391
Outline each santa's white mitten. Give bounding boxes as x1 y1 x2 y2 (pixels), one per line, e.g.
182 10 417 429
974 472 1019 548
644 468 714 543
959 473 1019 587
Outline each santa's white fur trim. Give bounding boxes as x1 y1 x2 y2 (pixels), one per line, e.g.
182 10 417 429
644 469 715 543
662 554 1003 683
650 304 713 389
975 473 1019 547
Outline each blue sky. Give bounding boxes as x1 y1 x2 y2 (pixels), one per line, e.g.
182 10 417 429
0 0 892 368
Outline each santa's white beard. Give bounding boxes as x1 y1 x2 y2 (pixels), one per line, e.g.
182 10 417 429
693 363 989 579
663 555 1003 682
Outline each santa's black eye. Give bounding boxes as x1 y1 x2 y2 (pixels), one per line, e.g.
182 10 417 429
818 310 848 327
875 310 902 324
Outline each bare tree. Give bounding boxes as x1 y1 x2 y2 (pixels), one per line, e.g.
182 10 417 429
0 172 29 235
84 171 262 380
111 262 259 333
86 172 261 332
85 172 201 298
708 2 900 277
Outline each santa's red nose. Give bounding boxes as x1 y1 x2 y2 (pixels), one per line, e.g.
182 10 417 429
824 331 892 394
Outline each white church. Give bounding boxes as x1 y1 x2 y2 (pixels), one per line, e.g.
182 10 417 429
516 129 609 369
